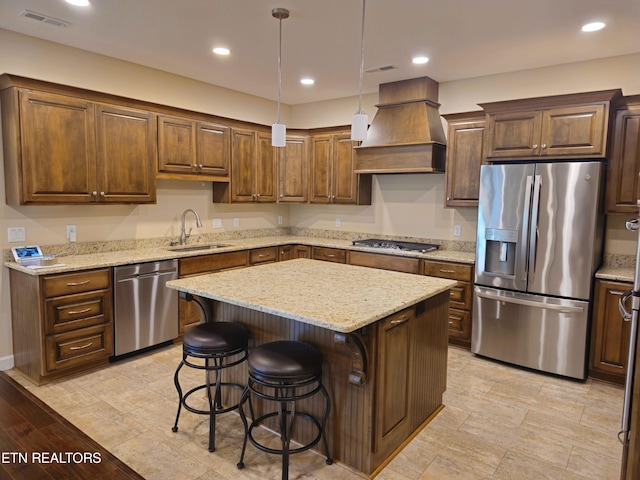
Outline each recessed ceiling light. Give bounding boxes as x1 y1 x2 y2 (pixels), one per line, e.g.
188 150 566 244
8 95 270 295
300 78 315 85
212 47 230 56
65 0 90 6
582 22 605 32
412 56 429 65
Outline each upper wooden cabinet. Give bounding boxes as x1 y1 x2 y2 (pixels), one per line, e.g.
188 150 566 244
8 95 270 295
2 87 156 205
309 131 372 205
443 112 485 207
606 96 640 213
278 134 309 203
480 90 621 161
157 114 230 180
213 128 276 203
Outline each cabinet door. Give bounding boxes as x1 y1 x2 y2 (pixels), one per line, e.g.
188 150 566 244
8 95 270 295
606 103 640 213
375 308 412 456
197 121 230 176
332 133 359 204
484 110 542 159
589 280 632 385
95 104 156 203
309 135 332 203
445 117 485 207
293 245 310 258
18 90 96 203
157 115 197 174
255 132 276 202
278 135 308 203
231 128 257 202
540 104 607 157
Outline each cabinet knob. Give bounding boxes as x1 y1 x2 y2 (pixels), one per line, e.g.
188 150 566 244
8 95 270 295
100 192 105 197
541 144 547 149
533 144 538 149
92 191 97 196
198 164 203 169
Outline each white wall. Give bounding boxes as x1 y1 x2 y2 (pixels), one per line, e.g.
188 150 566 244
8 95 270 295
1 29 639 365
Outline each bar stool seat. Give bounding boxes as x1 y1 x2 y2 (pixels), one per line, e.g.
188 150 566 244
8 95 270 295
172 321 248 452
237 340 332 480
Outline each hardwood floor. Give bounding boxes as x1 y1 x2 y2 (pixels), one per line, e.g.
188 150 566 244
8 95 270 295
0 372 143 480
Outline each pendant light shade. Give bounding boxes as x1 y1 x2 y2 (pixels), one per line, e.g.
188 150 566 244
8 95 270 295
272 7 289 147
351 0 368 141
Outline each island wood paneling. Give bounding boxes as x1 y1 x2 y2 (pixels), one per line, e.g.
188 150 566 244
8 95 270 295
211 291 449 476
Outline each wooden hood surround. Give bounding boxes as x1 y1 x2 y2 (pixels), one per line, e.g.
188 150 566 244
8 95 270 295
354 76 447 174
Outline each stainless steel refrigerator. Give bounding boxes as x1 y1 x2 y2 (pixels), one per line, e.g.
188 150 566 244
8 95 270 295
472 161 605 380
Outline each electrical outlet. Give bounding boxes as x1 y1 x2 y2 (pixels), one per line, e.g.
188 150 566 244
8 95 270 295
213 218 222 229
335 218 341 227
7 227 26 243
67 224 77 242
233 217 240 227
277 215 283 225
454 225 461 237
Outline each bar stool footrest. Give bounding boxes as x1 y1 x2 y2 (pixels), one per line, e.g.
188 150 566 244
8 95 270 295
247 411 323 456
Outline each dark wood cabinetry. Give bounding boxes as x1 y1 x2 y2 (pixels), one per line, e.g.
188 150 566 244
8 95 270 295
157 114 230 180
348 251 421 274
311 246 347 263
1 87 156 205
310 132 372 205
249 246 278 265
9 268 114 385
423 259 474 348
278 134 309 203
443 112 485 207
480 90 620 162
606 96 640 213
590 279 632 385
213 129 276 203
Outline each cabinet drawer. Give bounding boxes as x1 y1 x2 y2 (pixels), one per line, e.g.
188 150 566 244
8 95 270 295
448 308 470 339
45 324 113 373
312 247 346 263
250 247 278 265
349 251 421 274
423 260 473 282
449 281 472 310
44 290 111 335
43 269 110 298
179 250 248 276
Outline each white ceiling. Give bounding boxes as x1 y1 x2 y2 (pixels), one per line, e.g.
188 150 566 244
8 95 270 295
1 0 638 105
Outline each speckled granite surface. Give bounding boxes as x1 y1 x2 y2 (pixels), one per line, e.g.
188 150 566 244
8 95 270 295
596 254 636 282
166 258 457 333
3 231 476 276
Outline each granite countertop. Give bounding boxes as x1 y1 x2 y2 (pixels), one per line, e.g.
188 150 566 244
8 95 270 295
596 266 635 283
3 235 476 276
166 258 457 333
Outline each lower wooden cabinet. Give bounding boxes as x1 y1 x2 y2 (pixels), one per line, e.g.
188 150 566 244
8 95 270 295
590 279 633 385
423 260 474 348
311 246 346 263
249 246 278 265
9 268 114 385
348 251 421 274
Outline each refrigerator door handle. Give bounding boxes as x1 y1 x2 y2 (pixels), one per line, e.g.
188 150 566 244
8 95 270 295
520 175 534 282
620 289 638 443
476 290 585 313
528 174 542 278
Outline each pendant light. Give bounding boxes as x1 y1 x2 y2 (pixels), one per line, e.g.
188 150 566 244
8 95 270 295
272 7 289 147
351 0 368 141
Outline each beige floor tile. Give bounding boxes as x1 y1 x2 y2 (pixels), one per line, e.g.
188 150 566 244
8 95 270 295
419 454 493 479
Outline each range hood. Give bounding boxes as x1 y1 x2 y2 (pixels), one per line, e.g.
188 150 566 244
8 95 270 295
354 76 446 174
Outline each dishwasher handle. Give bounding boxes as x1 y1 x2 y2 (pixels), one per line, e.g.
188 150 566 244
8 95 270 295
116 268 178 281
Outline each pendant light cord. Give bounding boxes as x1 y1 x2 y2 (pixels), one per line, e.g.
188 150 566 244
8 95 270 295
277 15 283 124
357 0 366 115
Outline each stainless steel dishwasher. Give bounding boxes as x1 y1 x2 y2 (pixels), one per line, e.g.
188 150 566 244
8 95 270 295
114 259 179 356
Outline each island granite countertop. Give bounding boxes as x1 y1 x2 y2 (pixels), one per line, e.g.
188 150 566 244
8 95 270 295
166 258 457 333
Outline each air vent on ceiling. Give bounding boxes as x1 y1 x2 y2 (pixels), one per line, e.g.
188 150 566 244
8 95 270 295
365 65 397 73
19 10 70 28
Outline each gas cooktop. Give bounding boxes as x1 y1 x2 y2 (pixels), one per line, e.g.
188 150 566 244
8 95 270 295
352 239 440 253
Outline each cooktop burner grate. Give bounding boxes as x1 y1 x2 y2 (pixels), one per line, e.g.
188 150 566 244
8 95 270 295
352 239 440 253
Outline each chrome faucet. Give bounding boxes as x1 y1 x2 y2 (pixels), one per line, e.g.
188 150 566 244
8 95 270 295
180 209 203 245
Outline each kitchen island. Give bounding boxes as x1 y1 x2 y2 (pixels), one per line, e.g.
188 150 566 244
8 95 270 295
166 258 456 476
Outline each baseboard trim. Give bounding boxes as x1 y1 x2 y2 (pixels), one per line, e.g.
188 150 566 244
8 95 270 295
0 355 15 371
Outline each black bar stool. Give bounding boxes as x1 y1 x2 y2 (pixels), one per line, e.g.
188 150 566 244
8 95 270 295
172 321 249 452
237 340 332 480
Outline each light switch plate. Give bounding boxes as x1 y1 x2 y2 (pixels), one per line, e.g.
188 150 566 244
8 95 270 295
233 218 239 227
335 218 341 227
213 218 222 229
277 215 283 225
454 225 461 237
7 227 26 243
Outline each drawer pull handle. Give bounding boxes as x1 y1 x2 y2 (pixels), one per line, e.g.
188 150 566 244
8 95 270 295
66 280 91 286
390 315 409 325
326 254 336 257
69 342 93 351
439 269 456 274
449 321 454 325
67 307 92 315
257 254 267 257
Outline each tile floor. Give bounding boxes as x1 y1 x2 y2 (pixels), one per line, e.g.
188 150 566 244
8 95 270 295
7 345 624 479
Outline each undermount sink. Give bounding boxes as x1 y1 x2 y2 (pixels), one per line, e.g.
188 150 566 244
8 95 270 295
167 244 229 252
